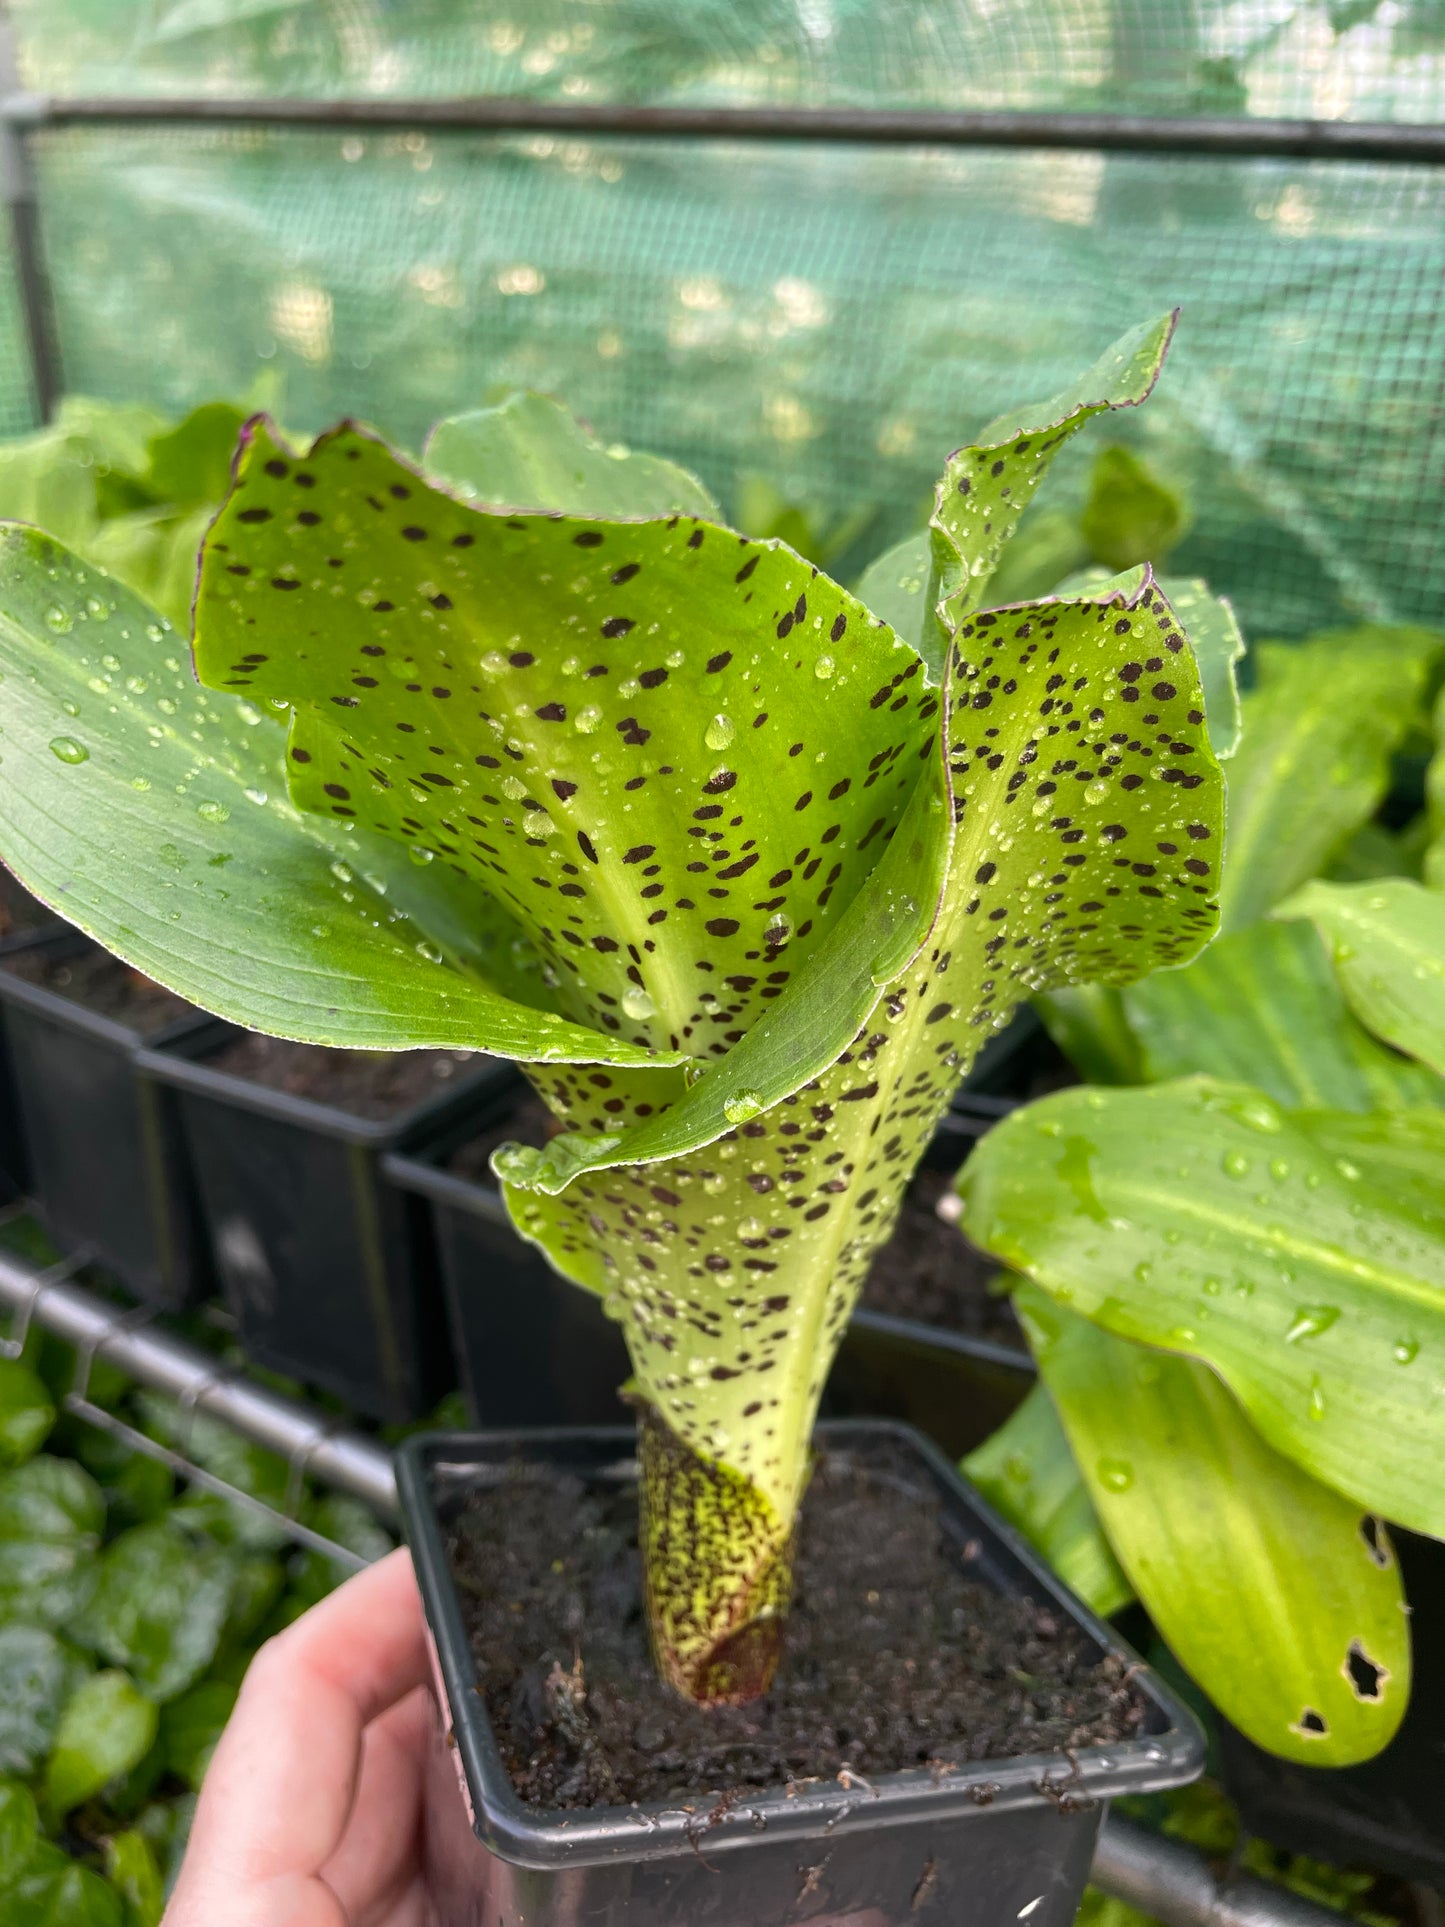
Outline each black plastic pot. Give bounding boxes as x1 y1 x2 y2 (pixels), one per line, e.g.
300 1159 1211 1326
385 1074 631 1429
138 1024 511 1422
1219 1526 1445 1888
0 931 214 1305
399 1421 1205 1927
0 919 67 1205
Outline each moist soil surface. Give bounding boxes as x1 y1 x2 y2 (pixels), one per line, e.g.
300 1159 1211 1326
447 1087 555 1182
0 869 54 941
860 1167 1024 1349
203 1032 481 1122
448 1444 1144 1810
4 946 199 1035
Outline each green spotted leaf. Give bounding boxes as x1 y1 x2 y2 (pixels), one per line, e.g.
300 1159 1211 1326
959 1079 1445 1538
1219 629 1440 932
962 1380 1132 1618
194 416 940 1077
424 391 720 520
1154 577 1243 761
1021 1289 1410 1767
0 528 661 1064
1280 878 1445 1079
1126 915 1445 1111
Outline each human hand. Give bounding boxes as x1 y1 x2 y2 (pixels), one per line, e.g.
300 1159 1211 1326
165 1547 433 1927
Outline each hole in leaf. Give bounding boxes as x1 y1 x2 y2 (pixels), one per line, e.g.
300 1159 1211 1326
1290 1708 1329 1739
1344 1640 1388 1702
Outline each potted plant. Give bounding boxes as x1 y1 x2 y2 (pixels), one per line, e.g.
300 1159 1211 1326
0 318 1224 1919
953 641 1445 1873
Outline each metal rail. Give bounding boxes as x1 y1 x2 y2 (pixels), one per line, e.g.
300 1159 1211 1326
1095 1814 1353 1927
5 93 1445 164
0 1238 398 1526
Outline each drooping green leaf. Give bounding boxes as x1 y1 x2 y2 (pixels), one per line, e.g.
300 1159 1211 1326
158 1680 237 1792
85 506 214 635
1021 1289 1410 1766
733 478 878 573
66 1520 236 1703
1426 682 1445 888
1 1841 125 1927
958 1079 1445 1538
1032 984 1145 1085
963 1379 1133 1618
0 1357 55 1468
0 1779 39 1888
104 1832 164 1927
141 402 249 511
931 314 1177 638
194 416 941 1074
1218 630 1440 932
44 1672 158 1818
0 1456 105 1628
852 529 931 658
1079 445 1189 575
0 1629 91 1777
0 528 665 1064
1126 916 1445 1111
424 391 721 520
974 508 1089 611
1280 878 1445 1079
0 398 167 553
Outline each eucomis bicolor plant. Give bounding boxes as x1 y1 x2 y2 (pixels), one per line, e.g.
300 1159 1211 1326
0 318 1231 1703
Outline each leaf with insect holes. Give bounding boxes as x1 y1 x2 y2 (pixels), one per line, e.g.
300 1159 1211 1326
1019 1287 1410 1767
1280 878 1445 1080
1219 629 1440 932
423 392 721 520
193 417 941 1082
959 1079 1445 1538
0 528 668 1062
1126 915 1445 1111
963 1380 1132 1619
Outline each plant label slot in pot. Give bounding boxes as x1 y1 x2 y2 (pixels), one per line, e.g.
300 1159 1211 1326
0 930 215 1305
385 1072 633 1429
398 1422 1205 1927
137 1024 516 1422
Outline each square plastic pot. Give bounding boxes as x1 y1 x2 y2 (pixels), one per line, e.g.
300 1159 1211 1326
398 1420 1206 1927
385 1073 630 1428
0 931 215 1305
138 1025 513 1423
0 920 67 1205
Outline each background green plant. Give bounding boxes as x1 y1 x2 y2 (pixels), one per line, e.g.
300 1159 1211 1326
0 1225 391 1926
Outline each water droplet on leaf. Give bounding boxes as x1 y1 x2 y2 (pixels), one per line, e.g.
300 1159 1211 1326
704 713 735 751
48 736 88 764
723 1090 765 1125
621 986 655 1021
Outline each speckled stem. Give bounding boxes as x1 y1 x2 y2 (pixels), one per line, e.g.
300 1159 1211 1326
637 1401 799 1705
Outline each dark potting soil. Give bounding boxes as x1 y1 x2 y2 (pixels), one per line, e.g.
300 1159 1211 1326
0 869 54 940
861 1168 1024 1349
3 946 198 1035
448 1445 1144 1810
203 1032 480 1123
447 1088 556 1183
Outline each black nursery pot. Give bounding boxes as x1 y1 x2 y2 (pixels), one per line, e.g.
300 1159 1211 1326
0 931 213 1304
0 919 67 1205
385 1073 630 1429
399 1421 1205 1927
138 1025 511 1422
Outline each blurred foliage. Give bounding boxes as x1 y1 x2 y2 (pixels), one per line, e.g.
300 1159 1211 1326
0 1255 391 1921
